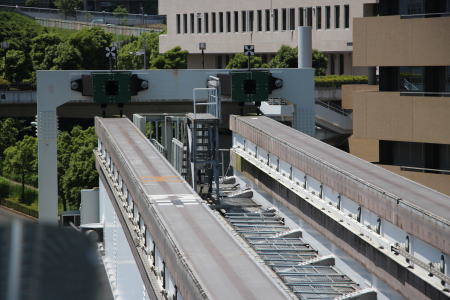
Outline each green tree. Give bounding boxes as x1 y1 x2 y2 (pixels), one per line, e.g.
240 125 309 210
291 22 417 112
25 0 39 7
225 53 267 69
2 136 37 203
268 45 298 68
4 50 30 82
151 46 188 69
312 49 328 76
268 46 328 75
52 41 82 70
0 118 20 161
30 33 63 71
59 126 98 209
54 0 81 18
68 27 113 70
117 33 159 69
113 6 128 25
0 12 42 82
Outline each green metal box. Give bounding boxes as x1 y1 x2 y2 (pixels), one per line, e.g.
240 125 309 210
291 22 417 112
92 72 132 104
231 70 270 102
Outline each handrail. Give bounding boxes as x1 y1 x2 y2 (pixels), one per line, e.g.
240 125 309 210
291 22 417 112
400 11 450 19
400 91 450 97
315 100 350 116
400 166 450 175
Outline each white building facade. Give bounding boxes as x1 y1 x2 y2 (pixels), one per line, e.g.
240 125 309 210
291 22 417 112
159 0 377 74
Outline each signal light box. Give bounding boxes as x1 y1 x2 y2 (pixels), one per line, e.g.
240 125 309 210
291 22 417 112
92 72 132 104
231 70 270 102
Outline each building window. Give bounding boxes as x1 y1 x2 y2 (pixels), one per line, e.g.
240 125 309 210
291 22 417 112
204 13 209 33
335 5 340 28
183 14 187 33
226 12 231 32
282 8 287 30
197 13 202 33
176 14 181 34
273 9 278 31
399 66 424 92
316 6 322 29
190 13 195 33
265 9 270 31
325 6 330 29
257 10 262 31
234 11 239 32
225 55 230 66
339 54 344 75
344 5 350 28
289 8 295 30
219 12 224 32
299 8 304 26
242 11 247 32
249 10 254 31
212 12 216 33
307 7 313 27
216 55 223 69
330 54 335 74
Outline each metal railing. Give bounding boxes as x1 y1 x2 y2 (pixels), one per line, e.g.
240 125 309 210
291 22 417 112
401 11 450 19
400 166 450 175
400 91 450 97
315 100 350 116
0 5 166 26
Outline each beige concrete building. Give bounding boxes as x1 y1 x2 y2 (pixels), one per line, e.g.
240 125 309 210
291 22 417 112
344 0 450 195
159 0 377 74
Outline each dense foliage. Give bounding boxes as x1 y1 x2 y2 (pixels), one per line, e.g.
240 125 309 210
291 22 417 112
0 118 98 209
268 45 328 75
315 75 368 86
0 12 187 84
225 53 268 69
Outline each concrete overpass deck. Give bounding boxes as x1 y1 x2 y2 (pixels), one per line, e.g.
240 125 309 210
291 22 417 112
96 117 293 300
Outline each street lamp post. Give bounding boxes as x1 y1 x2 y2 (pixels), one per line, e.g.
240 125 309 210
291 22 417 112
1 41 10 80
199 42 206 69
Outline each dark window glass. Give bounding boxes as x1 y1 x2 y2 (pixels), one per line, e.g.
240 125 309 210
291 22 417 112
273 9 278 30
197 14 202 33
282 8 287 30
289 8 295 30
400 66 424 92
325 6 330 28
234 11 239 32
219 12 223 32
307 7 313 26
335 5 340 28
204 13 209 33
447 66 450 92
379 0 399 16
344 5 350 28
299 8 304 26
400 0 424 15
257 10 262 31
176 14 180 34
183 14 187 33
190 13 195 33
226 12 231 32
212 12 216 32
242 11 247 32
265 9 271 30
379 67 400 91
249 11 254 31
316 7 322 29
330 54 335 74
339 54 344 75
216 55 223 69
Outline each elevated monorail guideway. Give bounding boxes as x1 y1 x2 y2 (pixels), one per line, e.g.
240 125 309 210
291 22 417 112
95 117 294 300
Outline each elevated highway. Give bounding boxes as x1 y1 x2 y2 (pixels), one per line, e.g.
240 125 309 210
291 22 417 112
230 115 450 300
95 117 294 299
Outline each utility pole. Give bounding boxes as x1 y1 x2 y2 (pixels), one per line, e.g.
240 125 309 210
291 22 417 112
199 42 206 69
